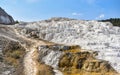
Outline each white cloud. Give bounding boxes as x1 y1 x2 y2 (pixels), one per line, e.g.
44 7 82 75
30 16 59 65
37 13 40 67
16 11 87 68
99 14 105 18
96 14 105 19
72 12 82 16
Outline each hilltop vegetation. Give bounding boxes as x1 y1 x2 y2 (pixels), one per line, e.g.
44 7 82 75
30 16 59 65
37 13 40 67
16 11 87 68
100 18 120 27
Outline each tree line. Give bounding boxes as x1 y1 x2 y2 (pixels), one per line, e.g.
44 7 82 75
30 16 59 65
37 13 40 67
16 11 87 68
99 18 120 27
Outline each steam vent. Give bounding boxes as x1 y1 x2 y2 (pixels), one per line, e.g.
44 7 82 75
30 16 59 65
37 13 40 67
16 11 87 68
0 7 120 75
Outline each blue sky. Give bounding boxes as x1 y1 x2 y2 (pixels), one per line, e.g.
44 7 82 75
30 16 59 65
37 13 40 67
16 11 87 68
0 0 120 21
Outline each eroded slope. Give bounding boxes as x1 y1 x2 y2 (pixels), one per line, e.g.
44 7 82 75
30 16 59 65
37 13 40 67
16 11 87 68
0 17 120 75
38 44 118 75
15 18 120 72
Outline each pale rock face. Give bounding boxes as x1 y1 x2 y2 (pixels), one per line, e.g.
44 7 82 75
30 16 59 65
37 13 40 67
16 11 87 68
0 7 14 24
42 50 63 68
38 46 63 69
17 18 120 73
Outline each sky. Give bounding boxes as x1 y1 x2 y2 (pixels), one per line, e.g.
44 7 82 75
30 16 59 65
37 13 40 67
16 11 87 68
0 0 120 21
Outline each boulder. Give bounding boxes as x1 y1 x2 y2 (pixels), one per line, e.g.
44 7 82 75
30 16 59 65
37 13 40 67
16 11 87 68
0 7 15 24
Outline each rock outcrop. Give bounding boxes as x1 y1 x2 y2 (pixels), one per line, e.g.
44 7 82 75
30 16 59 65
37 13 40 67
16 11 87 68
38 45 117 75
0 7 14 24
0 36 25 75
0 25 28 75
16 18 120 72
0 16 120 75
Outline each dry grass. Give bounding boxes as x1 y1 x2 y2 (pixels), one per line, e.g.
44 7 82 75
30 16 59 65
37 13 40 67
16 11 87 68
34 47 54 75
36 63 54 75
59 47 119 75
3 41 25 67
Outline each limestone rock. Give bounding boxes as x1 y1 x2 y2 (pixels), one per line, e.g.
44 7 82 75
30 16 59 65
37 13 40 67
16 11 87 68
38 45 117 75
16 18 120 72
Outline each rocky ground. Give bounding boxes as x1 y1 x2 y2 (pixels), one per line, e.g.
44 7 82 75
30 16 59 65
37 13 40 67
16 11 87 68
0 20 119 75
38 44 118 75
0 7 120 75
15 17 120 73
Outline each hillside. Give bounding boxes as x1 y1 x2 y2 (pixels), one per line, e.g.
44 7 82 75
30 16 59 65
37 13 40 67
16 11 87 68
0 24 118 75
15 17 120 73
0 7 120 75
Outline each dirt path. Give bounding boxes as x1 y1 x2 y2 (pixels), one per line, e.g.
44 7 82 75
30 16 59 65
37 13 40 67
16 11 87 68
13 27 43 75
13 27 63 75
20 39 45 75
22 40 45 75
24 48 37 75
